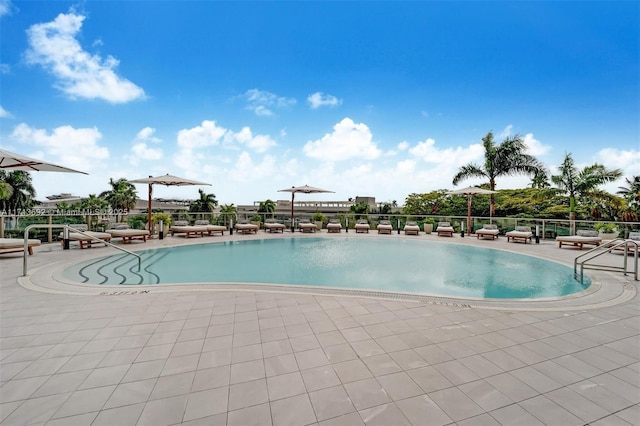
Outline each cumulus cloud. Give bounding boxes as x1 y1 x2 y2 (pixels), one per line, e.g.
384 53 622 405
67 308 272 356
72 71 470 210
0 0 13 17
229 152 277 182
307 92 341 109
0 105 13 118
25 10 145 103
9 122 109 170
242 89 296 116
231 127 276 153
177 120 227 149
522 133 551 156
409 138 483 166
303 117 381 161
596 148 640 175
126 127 163 165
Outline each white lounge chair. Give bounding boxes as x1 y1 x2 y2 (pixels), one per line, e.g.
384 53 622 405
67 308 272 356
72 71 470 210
506 226 533 243
107 223 150 244
263 219 285 233
194 220 226 236
60 224 112 249
327 219 342 233
298 219 317 233
476 224 499 240
436 222 455 237
0 238 41 255
556 230 601 249
404 221 420 235
170 220 208 238
355 220 371 233
377 220 393 234
235 221 259 234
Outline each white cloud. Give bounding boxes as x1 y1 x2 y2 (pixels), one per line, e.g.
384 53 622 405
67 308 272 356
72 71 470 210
596 148 640 176
0 105 13 118
242 89 296 116
231 127 276 153
307 92 341 109
500 124 513 138
9 122 109 171
229 152 277 182
0 64 9 74
25 10 145 103
303 117 381 161
522 133 551 156
0 0 13 17
126 127 163 165
177 120 227 149
409 138 483 166
397 141 409 151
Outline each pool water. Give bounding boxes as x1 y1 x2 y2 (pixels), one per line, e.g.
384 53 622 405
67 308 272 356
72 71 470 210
63 237 590 299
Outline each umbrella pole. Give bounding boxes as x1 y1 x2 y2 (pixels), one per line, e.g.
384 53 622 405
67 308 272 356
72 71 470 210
467 195 472 235
290 192 295 232
148 184 153 233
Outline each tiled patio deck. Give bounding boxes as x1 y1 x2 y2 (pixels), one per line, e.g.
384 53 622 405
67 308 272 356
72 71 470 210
1 231 638 425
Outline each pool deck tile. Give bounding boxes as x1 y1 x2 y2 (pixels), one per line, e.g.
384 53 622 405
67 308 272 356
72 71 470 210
0 231 638 425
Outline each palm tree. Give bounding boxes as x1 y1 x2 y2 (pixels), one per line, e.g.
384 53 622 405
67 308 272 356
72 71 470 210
548 153 622 221
258 199 276 218
189 189 218 213
100 178 138 221
219 203 237 226
617 176 640 206
74 194 110 230
453 132 546 216
0 170 36 212
529 170 550 188
0 182 13 200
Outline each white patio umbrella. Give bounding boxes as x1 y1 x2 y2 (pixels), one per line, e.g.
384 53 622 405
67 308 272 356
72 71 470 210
0 148 88 174
447 186 497 234
278 184 334 232
128 174 211 232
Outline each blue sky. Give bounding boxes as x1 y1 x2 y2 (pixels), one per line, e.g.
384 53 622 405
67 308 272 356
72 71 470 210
1 0 638 205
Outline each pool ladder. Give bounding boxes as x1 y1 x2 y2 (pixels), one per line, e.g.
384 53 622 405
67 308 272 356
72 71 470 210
574 238 638 283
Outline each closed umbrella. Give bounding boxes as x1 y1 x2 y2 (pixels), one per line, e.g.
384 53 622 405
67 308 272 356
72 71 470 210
128 174 211 232
447 186 496 234
0 148 87 174
278 185 334 232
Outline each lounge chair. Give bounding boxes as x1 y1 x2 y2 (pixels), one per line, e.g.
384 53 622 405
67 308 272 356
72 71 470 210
609 232 639 254
0 238 41 255
60 224 112 249
235 221 259 234
436 222 454 237
107 223 150 244
377 220 393 234
326 219 342 233
263 219 285 233
556 230 601 249
355 219 371 233
506 226 533 243
170 220 208 238
475 224 499 240
298 219 317 233
403 221 420 235
194 220 226 236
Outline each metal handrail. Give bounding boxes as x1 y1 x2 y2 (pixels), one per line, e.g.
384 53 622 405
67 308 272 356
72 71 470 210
23 224 141 277
574 238 638 282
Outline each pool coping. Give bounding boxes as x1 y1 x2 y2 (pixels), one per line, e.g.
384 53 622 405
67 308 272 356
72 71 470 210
19 235 637 312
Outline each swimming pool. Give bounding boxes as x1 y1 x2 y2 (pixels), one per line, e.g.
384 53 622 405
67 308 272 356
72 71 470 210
63 237 590 299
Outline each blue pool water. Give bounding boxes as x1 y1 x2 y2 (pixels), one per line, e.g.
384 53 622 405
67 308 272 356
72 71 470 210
63 237 590 299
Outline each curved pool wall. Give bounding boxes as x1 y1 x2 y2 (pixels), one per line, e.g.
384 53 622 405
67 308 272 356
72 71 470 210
62 237 590 299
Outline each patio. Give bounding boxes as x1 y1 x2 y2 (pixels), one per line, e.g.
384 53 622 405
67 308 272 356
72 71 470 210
1 232 638 425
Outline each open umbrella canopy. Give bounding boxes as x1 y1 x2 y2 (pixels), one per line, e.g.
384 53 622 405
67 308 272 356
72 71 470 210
278 184 334 231
0 148 88 174
447 186 497 233
128 174 211 232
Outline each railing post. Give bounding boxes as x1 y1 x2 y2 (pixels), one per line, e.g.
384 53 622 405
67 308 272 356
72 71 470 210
63 225 70 250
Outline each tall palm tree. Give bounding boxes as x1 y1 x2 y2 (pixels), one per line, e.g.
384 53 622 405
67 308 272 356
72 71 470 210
258 199 276 218
0 182 13 200
452 132 546 215
100 178 138 221
74 194 110 230
617 176 640 206
219 203 237 226
548 153 622 221
189 189 218 213
0 170 36 212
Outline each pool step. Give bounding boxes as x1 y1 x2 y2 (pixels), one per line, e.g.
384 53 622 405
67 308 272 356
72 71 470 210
77 251 166 285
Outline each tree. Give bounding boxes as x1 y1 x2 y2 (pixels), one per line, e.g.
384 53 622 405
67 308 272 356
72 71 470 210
100 178 138 221
0 170 36 212
219 203 237 226
617 176 640 206
0 182 13 200
189 189 218 213
452 131 546 216
548 153 622 221
73 194 109 230
258 199 276 218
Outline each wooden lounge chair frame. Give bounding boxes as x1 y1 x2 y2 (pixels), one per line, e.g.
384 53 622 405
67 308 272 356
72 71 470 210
377 220 393 234
556 230 601 250
0 238 41 255
355 220 370 233
506 226 533 244
436 222 454 237
404 221 420 236
476 224 499 240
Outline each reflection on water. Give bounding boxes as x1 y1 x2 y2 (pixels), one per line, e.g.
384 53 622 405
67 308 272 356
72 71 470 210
65 237 590 299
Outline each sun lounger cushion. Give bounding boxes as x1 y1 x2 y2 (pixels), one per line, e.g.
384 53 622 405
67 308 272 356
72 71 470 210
107 225 150 243
556 230 601 249
327 219 342 233
170 220 208 237
194 220 226 235
377 220 393 234
355 220 370 233
437 222 455 237
297 220 317 233
476 224 499 240
264 219 286 233
235 222 259 234
404 221 420 235
0 238 41 255
506 226 533 243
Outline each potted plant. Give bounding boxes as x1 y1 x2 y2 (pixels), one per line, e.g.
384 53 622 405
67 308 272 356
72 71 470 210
312 212 326 230
594 222 619 240
422 218 436 234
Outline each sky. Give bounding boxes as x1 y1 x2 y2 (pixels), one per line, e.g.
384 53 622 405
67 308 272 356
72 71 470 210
0 0 638 206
